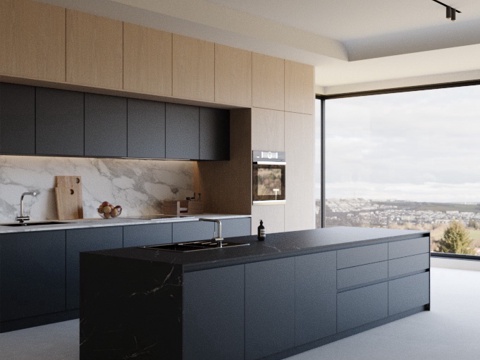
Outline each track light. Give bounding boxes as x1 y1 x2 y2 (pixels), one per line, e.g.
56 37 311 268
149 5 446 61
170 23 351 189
432 0 460 21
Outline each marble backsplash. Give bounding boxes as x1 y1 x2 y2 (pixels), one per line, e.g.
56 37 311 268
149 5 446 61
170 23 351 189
0 156 195 223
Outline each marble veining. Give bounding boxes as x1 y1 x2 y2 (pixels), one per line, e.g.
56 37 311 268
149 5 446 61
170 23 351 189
0 156 195 222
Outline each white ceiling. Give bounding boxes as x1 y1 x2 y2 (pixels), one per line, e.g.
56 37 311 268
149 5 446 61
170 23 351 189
37 0 480 95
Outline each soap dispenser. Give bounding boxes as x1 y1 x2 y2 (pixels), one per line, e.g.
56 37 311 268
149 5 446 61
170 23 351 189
257 220 266 241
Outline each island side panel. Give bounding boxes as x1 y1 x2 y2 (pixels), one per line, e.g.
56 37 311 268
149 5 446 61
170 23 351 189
80 253 183 360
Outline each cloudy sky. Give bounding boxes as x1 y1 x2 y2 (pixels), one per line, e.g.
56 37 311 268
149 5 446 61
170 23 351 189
323 85 480 203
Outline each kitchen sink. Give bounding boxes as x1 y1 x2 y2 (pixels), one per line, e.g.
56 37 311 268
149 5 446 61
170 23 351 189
1 221 70 227
140 240 250 252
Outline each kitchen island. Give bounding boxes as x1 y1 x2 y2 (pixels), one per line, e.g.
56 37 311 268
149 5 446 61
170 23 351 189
80 226 430 360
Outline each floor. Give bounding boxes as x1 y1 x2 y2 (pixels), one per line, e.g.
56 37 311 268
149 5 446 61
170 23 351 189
1 267 479 360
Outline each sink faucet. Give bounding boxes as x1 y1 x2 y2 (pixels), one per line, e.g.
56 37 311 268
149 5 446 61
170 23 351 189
16 191 39 223
198 218 224 247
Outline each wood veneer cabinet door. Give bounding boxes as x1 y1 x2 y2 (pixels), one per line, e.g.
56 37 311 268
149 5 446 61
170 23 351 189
124 23 173 96
173 34 214 102
66 10 123 90
0 0 65 82
285 61 314 115
215 44 252 107
252 52 285 111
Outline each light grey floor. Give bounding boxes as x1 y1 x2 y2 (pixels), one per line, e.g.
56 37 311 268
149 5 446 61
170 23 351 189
1 267 479 360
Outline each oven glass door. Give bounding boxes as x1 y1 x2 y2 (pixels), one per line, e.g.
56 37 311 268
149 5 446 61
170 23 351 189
252 163 286 202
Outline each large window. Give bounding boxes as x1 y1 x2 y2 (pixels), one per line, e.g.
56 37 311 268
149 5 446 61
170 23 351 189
322 85 480 257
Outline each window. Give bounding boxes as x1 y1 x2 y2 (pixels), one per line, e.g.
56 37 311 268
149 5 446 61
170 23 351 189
322 85 480 257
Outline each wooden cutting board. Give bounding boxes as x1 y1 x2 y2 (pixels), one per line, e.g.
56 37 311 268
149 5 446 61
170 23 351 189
55 176 83 220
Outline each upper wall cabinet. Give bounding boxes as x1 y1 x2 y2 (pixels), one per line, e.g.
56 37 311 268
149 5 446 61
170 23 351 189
36 88 84 157
0 0 65 82
166 103 200 160
0 83 35 155
252 53 285 111
124 23 173 97
285 61 314 115
215 44 252 107
173 35 215 102
66 10 123 90
200 108 230 160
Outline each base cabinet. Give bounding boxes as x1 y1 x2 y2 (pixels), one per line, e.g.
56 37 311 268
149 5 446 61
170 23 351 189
389 272 430 315
183 265 245 360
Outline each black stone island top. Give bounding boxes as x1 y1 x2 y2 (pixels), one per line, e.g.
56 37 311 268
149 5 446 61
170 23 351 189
85 226 429 272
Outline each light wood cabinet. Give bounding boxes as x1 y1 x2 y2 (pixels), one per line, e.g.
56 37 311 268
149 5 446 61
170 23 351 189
215 44 252 107
173 34 214 102
0 0 65 82
251 108 285 151
124 23 172 96
66 10 123 90
285 112 315 231
285 61 314 114
252 53 284 111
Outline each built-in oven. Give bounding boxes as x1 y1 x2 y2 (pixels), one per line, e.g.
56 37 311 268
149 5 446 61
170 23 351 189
252 150 286 204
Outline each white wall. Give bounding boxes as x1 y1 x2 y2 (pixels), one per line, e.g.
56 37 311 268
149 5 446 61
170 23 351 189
0 156 194 222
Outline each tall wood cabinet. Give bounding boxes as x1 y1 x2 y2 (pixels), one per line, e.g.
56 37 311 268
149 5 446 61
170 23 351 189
123 23 173 96
0 0 65 82
66 10 123 90
285 60 315 114
173 34 215 102
252 53 285 111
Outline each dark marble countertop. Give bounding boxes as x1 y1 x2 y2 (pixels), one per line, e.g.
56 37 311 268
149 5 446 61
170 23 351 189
85 226 430 271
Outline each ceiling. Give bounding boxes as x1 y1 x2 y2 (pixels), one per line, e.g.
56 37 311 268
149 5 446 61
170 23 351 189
37 0 480 95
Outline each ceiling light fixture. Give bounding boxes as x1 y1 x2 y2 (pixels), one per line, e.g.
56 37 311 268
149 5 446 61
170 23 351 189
432 0 461 21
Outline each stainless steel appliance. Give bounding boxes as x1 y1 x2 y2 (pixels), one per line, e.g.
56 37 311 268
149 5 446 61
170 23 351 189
252 150 286 204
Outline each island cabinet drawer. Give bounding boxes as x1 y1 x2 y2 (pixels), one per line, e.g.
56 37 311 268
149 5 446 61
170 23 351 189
389 272 430 316
388 237 430 259
337 261 388 290
337 282 388 332
389 253 430 278
337 243 388 269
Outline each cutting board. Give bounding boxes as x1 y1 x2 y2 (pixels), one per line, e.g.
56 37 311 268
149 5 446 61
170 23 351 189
55 176 83 220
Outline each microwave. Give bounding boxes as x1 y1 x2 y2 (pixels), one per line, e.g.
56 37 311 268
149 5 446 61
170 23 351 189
252 150 286 204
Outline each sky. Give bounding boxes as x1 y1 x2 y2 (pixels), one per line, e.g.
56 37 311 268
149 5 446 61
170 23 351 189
323 85 480 203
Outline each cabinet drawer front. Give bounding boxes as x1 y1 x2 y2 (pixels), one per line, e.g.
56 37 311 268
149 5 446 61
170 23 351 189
337 261 388 290
389 237 430 259
337 243 388 269
389 253 430 278
389 272 430 315
337 282 388 332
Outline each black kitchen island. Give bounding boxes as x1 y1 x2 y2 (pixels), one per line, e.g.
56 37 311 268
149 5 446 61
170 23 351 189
80 226 430 360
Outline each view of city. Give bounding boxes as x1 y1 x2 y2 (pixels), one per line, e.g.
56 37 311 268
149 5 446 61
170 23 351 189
321 198 480 255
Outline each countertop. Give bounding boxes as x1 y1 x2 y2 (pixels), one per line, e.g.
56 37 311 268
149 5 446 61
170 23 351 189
0 214 251 234
84 226 430 271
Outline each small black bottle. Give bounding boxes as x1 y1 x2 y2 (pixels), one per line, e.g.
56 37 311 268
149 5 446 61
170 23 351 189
257 220 266 241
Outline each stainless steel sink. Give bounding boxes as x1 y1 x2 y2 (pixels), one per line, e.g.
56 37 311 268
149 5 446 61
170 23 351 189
140 240 250 252
1 221 70 227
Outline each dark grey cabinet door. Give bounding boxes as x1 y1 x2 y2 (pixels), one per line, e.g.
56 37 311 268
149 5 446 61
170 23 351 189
123 223 172 247
295 251 337 346
172 221 215 243
0 83 35 155
199 108 230 160
66 227 123 310
389 272 430 316
127 99 166 158
183 265 245 360
165 103 199 159
0 231 65 321
36 88 84 156
85 93 127 157
245 257 295 360
222 218 251 238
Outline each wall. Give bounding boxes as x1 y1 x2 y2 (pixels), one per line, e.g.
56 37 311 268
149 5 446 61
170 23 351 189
0 156 194 222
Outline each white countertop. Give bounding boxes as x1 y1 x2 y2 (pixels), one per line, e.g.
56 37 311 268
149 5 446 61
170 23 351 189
0 214 251 234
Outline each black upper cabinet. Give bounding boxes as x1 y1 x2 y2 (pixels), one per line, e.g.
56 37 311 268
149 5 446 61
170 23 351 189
200 108 230 160
36 88 84 156
85 93 127 157
166 103 199 160
127 99 166 158
0 83 35 155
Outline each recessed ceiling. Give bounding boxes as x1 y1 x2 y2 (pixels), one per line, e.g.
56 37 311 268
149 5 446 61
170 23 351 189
36 0 480 94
